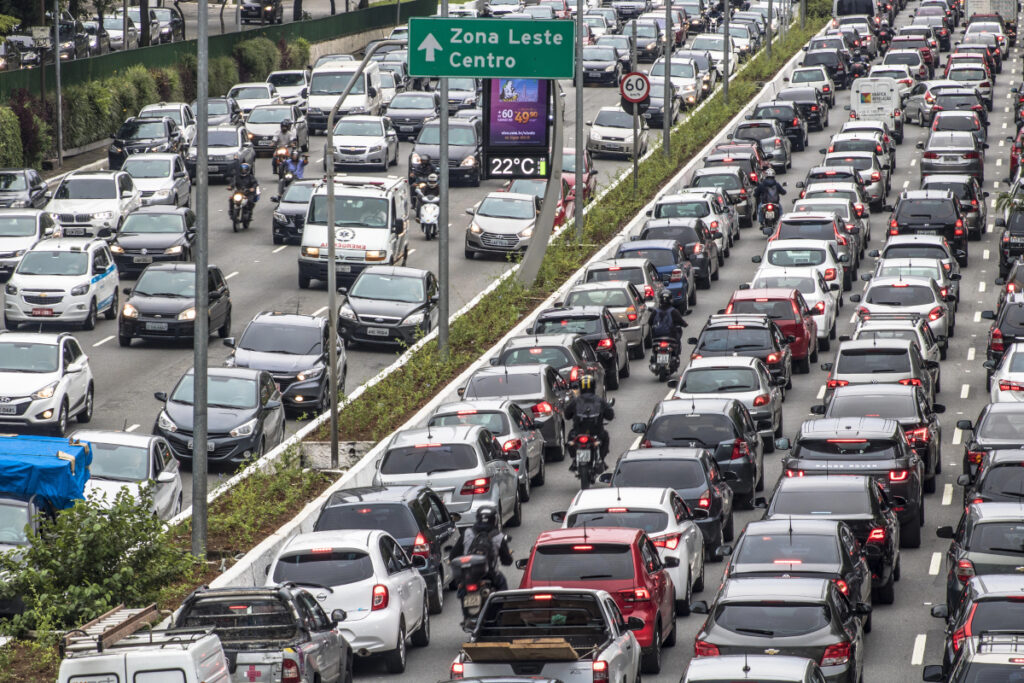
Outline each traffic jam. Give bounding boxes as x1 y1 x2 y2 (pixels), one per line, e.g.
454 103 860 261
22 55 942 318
6 0 1024 679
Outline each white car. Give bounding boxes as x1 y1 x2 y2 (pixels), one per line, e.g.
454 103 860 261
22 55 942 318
45 170 142 236
71 429 183 519
851 312 945 365
327 115 400 170
139 101 197 146
964 22 1009 57
868 64 915 99
120 153 192 207
987 342 1024 402
266 69 310 107
0 210 56 278
0 331 94 435
788 65 836 106
5 237 119 330
227 82 283 114
556 486 705 611
750 264 840 347
752 238 847 293
945 65 993 110
587 106 649 159
666 188 741 251
266 529 429 672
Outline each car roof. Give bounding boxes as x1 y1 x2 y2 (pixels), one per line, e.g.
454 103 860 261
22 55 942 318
534 526 642 546
837 338 914 352
900 189 956 200
968 574 1024 597
654 396 739 415
283 529 382 553
0 330 65 345
389 424 484 447
130 205 192 217
867 274 937 288
362 265 429 279
684 655 817 679
777 473 872 492
970 502 1024 522
982 449 1024 466
470 364 551 379
730 287 799 301
744 518 844 536
432 398 517 415
568 486 677 511
619 239 681 251
184 366 262 380
537 305 609 318
705 313 773 328
30 237 104 252
503 334 579 349
322 485 426 507
884 234 950 247
618 446 711 461
686 356 762 370
589 258 651 269
766 238 833 250
720 576 831 602
798 416 901 439
250 311 323 328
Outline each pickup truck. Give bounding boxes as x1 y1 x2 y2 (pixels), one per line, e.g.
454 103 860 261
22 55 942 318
174 584 353 683
450 588 643 683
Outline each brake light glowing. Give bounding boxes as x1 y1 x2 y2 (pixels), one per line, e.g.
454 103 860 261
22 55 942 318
821 642 852 667
626 307 638 321
593 661 609 683
774 558 803 565
824 268 837 281
1000 380 1024 392
457 409 478 415
814 301 826 314
695 640 720 657
867 528 886 542
833 578 850 596
889 469 909 482
652 532 682 550
460 477 491 495
766 352 780 364
644 285 655 299
372 584 389 610
956 559 976 583
827 379 849 388
698 490 712 508
451 662 465 679
503 438 523 453
928 306 944 322
906 427 930 443
785 469 805 477
992 328 1005 353
573 544 594 551
596 338 614 350
620 588 652 602
753 393 770 407
898 378 923 386
670 267 684 282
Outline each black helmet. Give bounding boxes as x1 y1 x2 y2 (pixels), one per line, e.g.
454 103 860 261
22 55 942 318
658 290 673 308
578 373 596 394
280 118 292 131
475 506 497 529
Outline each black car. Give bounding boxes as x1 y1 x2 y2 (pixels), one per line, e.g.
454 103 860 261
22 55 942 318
638 217 723 279
934 87 989 127
722 518 873 619
384 91 441 141
703 152 761 185
110 206 196 277
153 6 185 43
929 574 1024 675
996 212 1024 277
623 20 663 62
580 45 626 85
271 178 315 245
631 397 764 508
195 97 243 127
993 261 1024 313
57 21 90 60
119 263 232 346
759 475 901 604
981 296 1024 372
957 405 1024 479
924 632 1024 682
185 125 255 182
224 311 342 416
408 117 483 186
108 117 185 170
153 366 286 467
813 383 943 494
314 485 458 614
529 305 629 389
775 417 926 548
241 0 283 23
749 100 809 151
81 21 111 56
687 313 794 389
921 175 987 242
338 266 440 346
889 190 968 266
960 448 1024 506
800 165 867 195
0 168 49 209
776 86 829 131
802 48 852 88
607 446 736 555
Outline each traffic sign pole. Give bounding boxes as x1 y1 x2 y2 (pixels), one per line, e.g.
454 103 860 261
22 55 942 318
664 0 671 159
631 21 638 194
574 0 584 241
439 0 450 362
723 0 730 105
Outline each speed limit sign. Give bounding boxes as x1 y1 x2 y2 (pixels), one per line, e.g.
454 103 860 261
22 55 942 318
620 72 651 103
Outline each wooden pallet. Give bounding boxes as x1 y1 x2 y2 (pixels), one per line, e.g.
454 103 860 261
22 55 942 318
462 637 580 662
63 603 159 654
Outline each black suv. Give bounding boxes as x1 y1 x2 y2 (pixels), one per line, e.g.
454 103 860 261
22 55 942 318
631 397 764 508
271 179 316 245
687 313 794 390
637 217 721 285
108 117 185 170
749 100 809 151
960 449 1024 506
775 417 925 548
996 211 1024 277
314 485 457 613
241 0 283 23
981 294 1024 373
529 305 628 389
409 117 483 186
889 190 968 266
956 403 1024 478
776 86 829 131
929 575 1024 676
992 260 1024 312
801 48 852 88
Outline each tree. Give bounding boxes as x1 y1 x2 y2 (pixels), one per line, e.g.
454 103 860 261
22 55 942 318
140 0 150 45
91 0 120 24
292 0 302 21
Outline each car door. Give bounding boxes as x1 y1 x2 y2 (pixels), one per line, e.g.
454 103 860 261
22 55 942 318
209 267 230 328
638 536 671 629
28 170 47 208
296 591 341 680
669 492 702 577
151 438 179 518
382 535 422 628
291 106 308 148
92 246 117 311
425 272 440 329
172 157 190 206
481 432 515 514
625 283 650 339
383 117 400 159
604 309 628 368
510 402 543 477
260 372 286 445
423 492 457 579
602 598 638 678
62 338 89 409
117 173 140 217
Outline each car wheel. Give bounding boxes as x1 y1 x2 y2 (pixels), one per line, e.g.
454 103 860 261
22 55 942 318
519 474 531 502
118 333 132 347
52 400 68 437
676 573 692 616
384 621 407 673
410 602 430 647
427 574 444 614
875 575 896 605
218 309 231 338
298 274 311 289
820 335 831 352
104 289 119 320
531 455 546 486
273 234 284 245
82 298 97 331
606 360 620 390
795 357 810 374
723 510 736 539
77 384 94 424
640 623 662 674
620 354 630 378
901 516 922 548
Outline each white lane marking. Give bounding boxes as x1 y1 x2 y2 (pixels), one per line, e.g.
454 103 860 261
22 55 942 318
912 634 927 666
943 483 954 506
961 384 971 399
980 281 987 292
993 198 999 209
817 385 826 400
953 428 963 446
313 306 328 316
1002 140 1007 147
1007 106 1013 113
92 335 114 347
408 249 417 256
910 158 917 166
968 347 976 361
998 159 1004 167
273 245 287 253
1005 122 1010 130
126 424 140 432
929 552 942 575
226 271 238 280
975 310 982 322
984 249 991 260
989 223 995 233
903 180 910 189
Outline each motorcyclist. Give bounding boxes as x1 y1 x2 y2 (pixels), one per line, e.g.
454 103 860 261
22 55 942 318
229 162 259 220
564 373 615 470
414 173 440 212
281 148 308 181
753 167 786 227
650 290 687 343
272 119 297 173
450 506 513 593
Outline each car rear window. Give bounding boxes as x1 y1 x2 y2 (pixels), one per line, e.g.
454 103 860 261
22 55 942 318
379 444 479 474
968 601 1024 635
565 509 670 534
529 544 637 581
728 299 797 321
565 288 632 308
958 662 1024 681
429 410 510 436
586 267 644 285
865 284 935 306
794 439 899 460
611 459 708 491
827 394 918 421
620 248 676 267
1001 305 1024 335
934 93 983 109
885 52 922 65
179 598 298 643
766 248 826 267
896 200 957 223
272 550 374 586
934 116 980 132
804 52 839 67
500 346 573 368
777 219 837 241
681 367 760 393
654 201 709 219
967 522 1024 556
771 489 872 515
977 410 1024 441
835 348 911 374
733 533 841 566
698 326 773 351
831 139 880 154
882 244 949 260
693 173 741 190
752 275 815 294
735 123 776 140
648 413 738 446
315 502 421 537
826 156 872 172
535 315 603 335
1005 212 1024 234
978 463 1024 497
641 224 700 243
753 105 797 119
713 603 831 637
466 373 542 398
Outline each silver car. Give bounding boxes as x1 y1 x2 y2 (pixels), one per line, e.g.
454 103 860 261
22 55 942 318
824 132 893 173
245 104 309 155
871 256 961 307
582 257 667 310
792 197 870 256
821 338 938 405
902 79 958 125
821 151 888 210
227 81 283 114
850 275 954 345
851 312 946 364
683 655 828 683
465 192 540 258
917 130 985 182
328 115 399 170
427 399 546 502
731 118 793 173
656 189 741 250
931 110 987 148
120 153 191 207
946 64 993 109
649 57 702 108
563 280 653 358
671 356 784 447
374 425 521 528
587 106 649 159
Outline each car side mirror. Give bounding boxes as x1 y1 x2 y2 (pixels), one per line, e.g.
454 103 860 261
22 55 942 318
931 403 946 415
916 141 924 149
753 496 768 509
271 195 280 203
838 254 849 263
956 419 973 431
949 273 961 281
751 255 762 263
860 273 872 282
301 87 308 98
411 555 428 569
663 556 680 568
868 249 880 257
821 362 834 371
625 616 645 631
551 510 567 523
690 600 709 614
785 335 796 344
331 609 347 624
936 525 955 539
515 558 528 570
930 604 949 620
849 294 861 303
630 422 647 434
957 473 972 487
457 387 465 398
996 277 1006 286
996 218 1006 227
154 391 168 402
122 287 133 295
721 470 739 482
266 399 282 410
223 337 235 348
687 337 699 345
923 665 944 682
809 404 825 415
981 310 996 320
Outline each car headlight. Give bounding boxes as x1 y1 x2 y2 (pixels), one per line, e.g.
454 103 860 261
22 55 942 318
469 223 483 234
70 284 89 297
110 144 122 153
605 64 617 72
91 211 114 221
151 189 171 199
646 42 657 50
157 410 178 433
402 311 425 326
518 226 534 238
297 365 325 381
302 246 320 258
149 143 170 152
460 155 477 167
32 381 58 400
273 211 288 223
5 284 16 295
122 302 139 318
8 200 29 208
365 250 387 261
464 95 476 104
178 307 196 321
411 152 423 165
230 417 259 437
164 245 183 255
339 303 356 320
368 144 383 152
110 244 125 254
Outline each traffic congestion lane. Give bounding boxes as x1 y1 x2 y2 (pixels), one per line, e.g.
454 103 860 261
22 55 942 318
349 29 1024 683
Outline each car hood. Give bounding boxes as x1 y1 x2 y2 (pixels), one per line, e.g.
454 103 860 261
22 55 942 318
348 296 422 318
116 232 186 250
582 58 616 68
207 114 234 126
275 85 305 98
0 190 31 200
235 98 272 110
230 349 321 374
413 142 476 162
246 122 285 136
591 124 633 138
472 214 534 235
0 235 39 253
9 272 77 290
85 478 143 506
130 177 175 192
128 293 194 316
164 399 256 433
46 198 118 214
0 372 58 397
386 107 436 119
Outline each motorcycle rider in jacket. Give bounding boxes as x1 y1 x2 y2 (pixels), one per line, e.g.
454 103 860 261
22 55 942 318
564 374 615 470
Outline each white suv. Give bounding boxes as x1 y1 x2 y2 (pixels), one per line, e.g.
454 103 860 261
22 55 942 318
45 170 141 237
4 237 120 330
0 331 94 435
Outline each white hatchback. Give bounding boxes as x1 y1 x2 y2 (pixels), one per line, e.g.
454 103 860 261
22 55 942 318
750 264 840 348
987 342 1024 403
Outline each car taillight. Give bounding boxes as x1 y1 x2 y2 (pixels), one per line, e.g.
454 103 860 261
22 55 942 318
823 85 831 92
923 151 939 159
596 338 614 350
652 532 682 550
889 469 910 482
823 268 837 281
898 378 923 386
857 306 869 316
731 438 751 460
372 583 389 610
670 268 684 282
503 438 523 454
766 352 780 364
753 393 770 407
956 559 976 583
697 489 712 508
695 640 720 657
451 662 465 679
833 578 850 596
906 426 930 443
814 301 826 314
871 171 881 182
940 288 948 298
821 641 852 667
963 151 979 160
460 479 491 498
641 439 652 448
626 308 638 321
928 306 944 321
710 220 719 229
570 365 580 382
750 172 759 183
827 379 849 388
413 532 430 558
838 234 847 246
867 528 886 542
1000 380 1024 392
619 588 652 602
854 203 865 217
968 450 986 465
593 661 610 683
691 244 704 256
644 285 654 299
785 469 805 477
811 105 819 112
792 117 800 126
992 327 1005 353
282 659 301 683
952 604 979 651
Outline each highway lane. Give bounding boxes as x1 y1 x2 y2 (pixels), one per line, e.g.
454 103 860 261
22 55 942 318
345 17 1024 683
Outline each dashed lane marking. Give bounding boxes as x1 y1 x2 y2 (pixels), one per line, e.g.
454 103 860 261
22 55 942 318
817 385 825 400
929 552 942 575
912 635 927 666
910 159 917 166
953 428 962 446
961 384 970 399
943 483 954 506
998 159 1004 167
93 335 113 347
975 311 982 322
226 271 238 279
980 281 987 292
313 306 328 316
126 424 139 432
984 249 990 260
968 347 976 361
272 245 287 253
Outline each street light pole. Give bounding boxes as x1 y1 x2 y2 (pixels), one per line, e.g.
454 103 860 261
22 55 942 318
574 0 583 240
439 0 450 361
722 0 730 104
53 0 63 169
767 0 773 59
663 0 671 158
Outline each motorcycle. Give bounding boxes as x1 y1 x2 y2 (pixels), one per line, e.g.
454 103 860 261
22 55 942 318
229 187 255 232
850 52 870 80
278 169 295 197
649 336 681 381
419 194 440 240
569 432 602 490
452 541 508 626
760 202 780 234
272 145 290 175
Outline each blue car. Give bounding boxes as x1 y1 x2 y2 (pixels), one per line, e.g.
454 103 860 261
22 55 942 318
615 239 695 312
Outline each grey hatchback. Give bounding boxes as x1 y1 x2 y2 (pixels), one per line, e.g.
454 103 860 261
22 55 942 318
917 130 987 182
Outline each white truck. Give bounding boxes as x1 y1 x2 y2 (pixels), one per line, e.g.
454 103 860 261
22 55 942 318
451 588 643 683
297 175 411 289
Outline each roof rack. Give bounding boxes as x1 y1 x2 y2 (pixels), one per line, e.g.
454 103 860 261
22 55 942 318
61 603 160 656
854 310 925 322
976 630 1024 652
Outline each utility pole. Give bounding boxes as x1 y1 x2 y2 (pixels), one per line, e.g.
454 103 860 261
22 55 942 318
722 0 730 104
767 0 773 59
53 0 63 169
574 0 583 240
631 21 638 194
122 0 128 51
800 0 805 31
192 0 210 558
438 0 450 361
663 1 671 158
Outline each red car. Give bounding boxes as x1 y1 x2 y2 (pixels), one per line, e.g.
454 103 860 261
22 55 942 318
562 147 597 204
518 527 677 672
724 288 819 373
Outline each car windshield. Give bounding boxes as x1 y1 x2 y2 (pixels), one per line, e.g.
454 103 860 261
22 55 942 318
655 201 709 219
122 158 171 179
753 275 815 294
229 86 271 100
586 267 644 286
567 510 670 534
171 374 257 409
805 189 858 203
693 173 740 190
120 213 184 235
949 68 987 81
143 108 183 125
529 544 638 580
778 220 837 241
247 107 291 124
0 172 27 191
885 52 921 65
866 284 934 306
651 61 695 78
310 72 365 95
309 196 390 229
825 156 872 171
968 522 1024 555
239 321 321 355
565 288 632 308
979 463 1024 497
612 458 707 490
977 410 1024 440
379 72 396 88
0 216 36 237
380 444 478 474
16 251 88 276
681 367 760 393
836 348 911 374
792 69 825 83
282 182 315 203
207 130 240 147
734 532 841 566
594 110 632 128
583 46 617 61
391 93 435 110
648 413 736 446
55 178 116 200
934 116 980 131
0 341 58 372
535 316 602 335
428 410 508 436
698 326 772 351
0 502 29 545
507 180 546 199
501 345 573 368
691 36 724 50
729 299 797 320
272 550 374 586
771 488 871 515
766 248 826 267
333 120 384 137
465 373 540 398
477 197 535 220
134 269 194 297
267 72 305 87
349 273 424 303
102 18 123 29
418 124 476 145
88 442 150 481
935 93 982 109
207 100 231 115
714 602 831 637
315 502 420 537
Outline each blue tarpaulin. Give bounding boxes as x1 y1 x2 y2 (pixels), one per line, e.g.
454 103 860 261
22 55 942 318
0 435 91 509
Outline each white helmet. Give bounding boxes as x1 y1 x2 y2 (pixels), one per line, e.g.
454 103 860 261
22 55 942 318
763 167 776 179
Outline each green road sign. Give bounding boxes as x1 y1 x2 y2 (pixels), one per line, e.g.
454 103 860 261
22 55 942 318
408 17 575 79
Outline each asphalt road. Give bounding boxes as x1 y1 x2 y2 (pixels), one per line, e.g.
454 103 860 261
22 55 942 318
340 13 1024 683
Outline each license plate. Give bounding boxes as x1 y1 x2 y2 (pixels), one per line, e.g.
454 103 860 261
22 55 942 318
258 140 273 146
0 405 16 415
657 353 671 363
1011 236 1024 243
31 308 53 316
146 321 169 331
942 155 959 162
577 448 592 464
187 440 215 451
133 256 153 264
337 264 351 273
63 227 86 236
399 125 413 132
765 210 776 219
366 327 389 337
917 229 939 235
208 165 219 172
463 593 482 608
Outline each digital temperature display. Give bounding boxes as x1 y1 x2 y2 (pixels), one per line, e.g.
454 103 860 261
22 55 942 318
487 154 550 178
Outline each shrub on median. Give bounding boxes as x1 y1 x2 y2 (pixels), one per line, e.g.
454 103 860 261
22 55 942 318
233 36 281 82
0 107 23 168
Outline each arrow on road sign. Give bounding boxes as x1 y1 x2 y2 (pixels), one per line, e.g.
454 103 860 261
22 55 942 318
417 33 442 62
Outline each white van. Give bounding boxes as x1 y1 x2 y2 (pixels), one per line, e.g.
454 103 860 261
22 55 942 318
849 77 904 143
58 629 230 683
298 175 411 289
307 60 383 134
